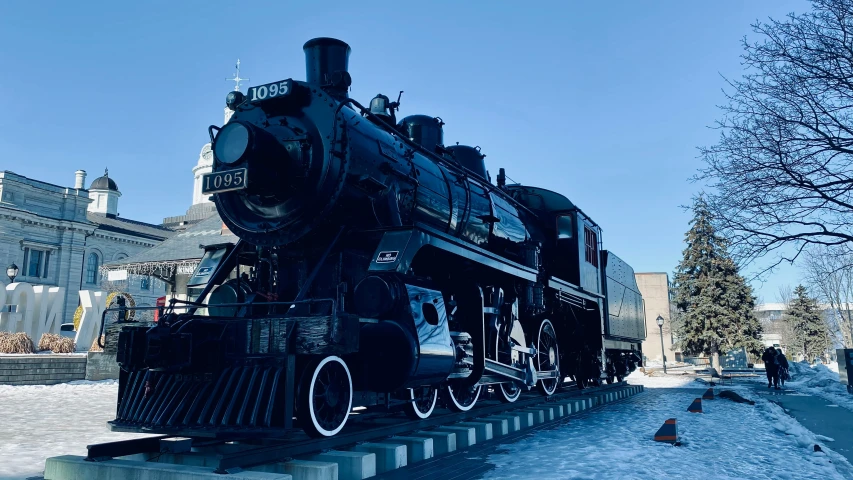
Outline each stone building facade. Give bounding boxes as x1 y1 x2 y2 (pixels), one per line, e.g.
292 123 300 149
0 169 174 323
635 272 679 364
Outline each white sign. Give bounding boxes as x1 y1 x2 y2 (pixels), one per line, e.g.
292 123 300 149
107 270 128 281
0 283 66 343
74 290 106 352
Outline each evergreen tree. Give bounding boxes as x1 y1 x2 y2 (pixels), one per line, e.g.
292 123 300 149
672 197 764 375
785 285 831 363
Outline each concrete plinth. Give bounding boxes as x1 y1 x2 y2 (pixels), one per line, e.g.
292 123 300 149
411 431 456 455
308 451 376 480
519 408 546 424
282 460 337 480
553 404 565 417
352 443 406 473
515 411 535 428
433 426 477 448
455 422 493 442
44 455 291 480
481 416 509 436
488 414 521 433
387 437 433 463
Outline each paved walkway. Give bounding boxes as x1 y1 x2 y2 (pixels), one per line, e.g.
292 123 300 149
750 383 853 464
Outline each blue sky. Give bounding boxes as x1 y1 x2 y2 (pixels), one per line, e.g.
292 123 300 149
0 0 812 302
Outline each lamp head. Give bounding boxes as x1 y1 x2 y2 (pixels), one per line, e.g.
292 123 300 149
6 263 18 282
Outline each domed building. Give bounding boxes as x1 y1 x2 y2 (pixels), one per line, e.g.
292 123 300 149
0 167 175 325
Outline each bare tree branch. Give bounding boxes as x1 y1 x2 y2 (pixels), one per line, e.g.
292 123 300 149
696 0 853 273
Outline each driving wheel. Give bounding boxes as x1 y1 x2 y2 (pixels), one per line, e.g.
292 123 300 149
445 382 482 412
404 386 438 419
536 319 560 396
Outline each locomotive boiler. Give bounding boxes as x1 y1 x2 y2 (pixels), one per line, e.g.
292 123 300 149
108 37 646 439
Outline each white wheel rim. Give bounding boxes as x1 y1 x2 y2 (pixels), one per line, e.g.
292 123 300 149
308 356 352 437
409 388 438 419
447 384 481 411
499 383 521 402
538 319 559 395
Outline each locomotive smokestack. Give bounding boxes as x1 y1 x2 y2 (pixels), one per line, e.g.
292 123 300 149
303 37 352 99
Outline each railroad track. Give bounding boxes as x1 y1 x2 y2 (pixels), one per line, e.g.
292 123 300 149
44 382 645 480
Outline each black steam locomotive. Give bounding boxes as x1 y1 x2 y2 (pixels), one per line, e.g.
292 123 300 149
109 38 646 439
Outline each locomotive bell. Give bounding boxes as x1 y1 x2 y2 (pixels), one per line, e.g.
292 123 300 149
303 37 352 99
369 94 392 119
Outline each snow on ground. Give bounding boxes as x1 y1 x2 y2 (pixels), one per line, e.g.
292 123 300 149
482 370 853 480
2 370 851 479
0 380 155 480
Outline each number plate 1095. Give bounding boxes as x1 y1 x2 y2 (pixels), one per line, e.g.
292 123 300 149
248 79 292 103
202 168 247 194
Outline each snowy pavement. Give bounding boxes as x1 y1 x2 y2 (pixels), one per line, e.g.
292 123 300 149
2 371 853 480
481 371 853 480
779 361 853 413
0 380 155 480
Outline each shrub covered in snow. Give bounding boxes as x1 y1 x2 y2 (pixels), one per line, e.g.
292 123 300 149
0 331 34 354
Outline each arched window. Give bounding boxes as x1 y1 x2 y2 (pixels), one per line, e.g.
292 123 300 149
86 253 99 284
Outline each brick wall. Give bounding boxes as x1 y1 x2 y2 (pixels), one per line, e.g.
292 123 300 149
0 354 87 385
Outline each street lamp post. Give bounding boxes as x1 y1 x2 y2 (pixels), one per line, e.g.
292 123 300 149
657 315 667 374
6 263 18 284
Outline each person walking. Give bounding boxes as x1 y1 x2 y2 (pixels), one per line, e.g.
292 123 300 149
776 348 789 388
762 346 780 389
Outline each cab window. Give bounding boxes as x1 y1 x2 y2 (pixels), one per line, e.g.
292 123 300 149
557 215 573 240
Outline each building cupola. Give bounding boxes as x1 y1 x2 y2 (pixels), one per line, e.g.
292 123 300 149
87 168 121 216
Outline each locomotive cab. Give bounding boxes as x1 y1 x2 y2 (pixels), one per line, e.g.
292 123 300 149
506 185 602 294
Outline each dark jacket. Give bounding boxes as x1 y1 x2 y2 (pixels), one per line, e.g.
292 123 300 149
776 352 789 369
762 348 778 371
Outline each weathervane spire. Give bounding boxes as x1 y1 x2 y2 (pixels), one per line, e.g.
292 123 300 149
226 59 249 92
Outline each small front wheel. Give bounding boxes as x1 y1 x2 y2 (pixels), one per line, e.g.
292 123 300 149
298 356 353 438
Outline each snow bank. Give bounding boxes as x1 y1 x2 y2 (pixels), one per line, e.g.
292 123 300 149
784 361 853 413
482 384 853 480
0 380 156 479
625 369 709 389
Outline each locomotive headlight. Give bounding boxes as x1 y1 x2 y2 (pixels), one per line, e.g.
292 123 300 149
213 122 251 165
